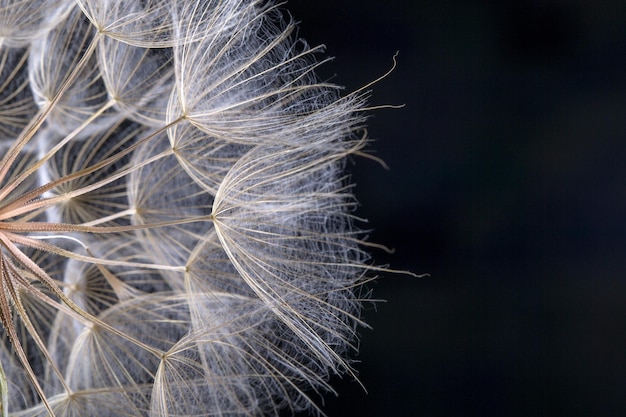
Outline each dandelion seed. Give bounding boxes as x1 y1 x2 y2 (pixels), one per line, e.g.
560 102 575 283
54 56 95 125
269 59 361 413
28 8 115 137
0 0 391 415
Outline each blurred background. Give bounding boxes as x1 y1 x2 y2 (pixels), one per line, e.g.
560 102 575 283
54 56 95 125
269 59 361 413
286 1 626 416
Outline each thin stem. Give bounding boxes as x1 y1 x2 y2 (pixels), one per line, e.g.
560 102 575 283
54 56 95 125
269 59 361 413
0 118 184 221
6 232 187 273
0 99 117 201
0 255 55 417
0 233 165 357
3 259 73 395
0 33 102 194
0 345 7 417
80 208 137 226
0 213 212 235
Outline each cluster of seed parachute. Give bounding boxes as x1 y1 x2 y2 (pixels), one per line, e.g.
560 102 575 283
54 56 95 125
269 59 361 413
0 0 376 415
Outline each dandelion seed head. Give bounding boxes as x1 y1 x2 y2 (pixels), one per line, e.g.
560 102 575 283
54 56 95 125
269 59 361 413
0 0 390 415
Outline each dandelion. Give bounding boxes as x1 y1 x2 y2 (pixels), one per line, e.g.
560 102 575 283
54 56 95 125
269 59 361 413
0 0 392 415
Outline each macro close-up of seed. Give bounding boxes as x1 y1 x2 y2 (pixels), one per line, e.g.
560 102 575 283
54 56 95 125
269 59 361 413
0 0 401 415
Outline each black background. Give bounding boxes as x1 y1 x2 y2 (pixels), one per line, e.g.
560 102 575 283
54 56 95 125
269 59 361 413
284 1 626 416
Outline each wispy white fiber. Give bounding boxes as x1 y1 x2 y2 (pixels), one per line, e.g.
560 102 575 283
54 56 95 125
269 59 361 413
0 0 388 416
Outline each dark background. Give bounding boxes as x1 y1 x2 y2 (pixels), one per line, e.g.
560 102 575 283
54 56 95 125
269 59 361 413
285 1 626 416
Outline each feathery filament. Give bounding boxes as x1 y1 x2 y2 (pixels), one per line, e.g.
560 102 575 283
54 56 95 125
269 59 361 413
0 1 381 415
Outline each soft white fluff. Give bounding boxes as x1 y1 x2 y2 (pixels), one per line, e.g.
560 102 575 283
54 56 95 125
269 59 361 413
0 1 379 416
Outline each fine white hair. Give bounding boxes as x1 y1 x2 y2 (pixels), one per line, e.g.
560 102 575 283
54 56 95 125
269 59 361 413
0 1 385 415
